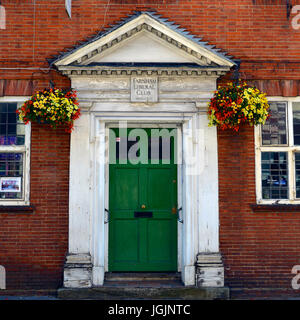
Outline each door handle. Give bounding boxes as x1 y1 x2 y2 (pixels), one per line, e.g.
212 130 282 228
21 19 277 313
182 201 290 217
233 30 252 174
104 208 110 224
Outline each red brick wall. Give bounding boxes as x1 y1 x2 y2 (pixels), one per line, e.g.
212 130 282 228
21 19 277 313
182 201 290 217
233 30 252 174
0 123 69 290
0 0 300 296
0 0 299 82
218 126 300 297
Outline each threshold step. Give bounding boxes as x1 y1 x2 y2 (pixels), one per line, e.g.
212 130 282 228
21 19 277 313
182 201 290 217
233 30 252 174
103 280 184 288
105 272 181 282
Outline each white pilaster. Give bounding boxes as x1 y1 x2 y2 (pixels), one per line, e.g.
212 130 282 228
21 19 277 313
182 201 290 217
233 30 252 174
68 113 91 253
181 116 200 286
198 114 219 253
195 108 224 288
64 113 93 288
91 118 106 286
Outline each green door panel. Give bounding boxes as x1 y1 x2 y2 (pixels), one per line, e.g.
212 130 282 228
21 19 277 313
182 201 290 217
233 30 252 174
147 168 174 210
147 219 176 263
112 168 139 210
109 128 177 271
112 219 139 262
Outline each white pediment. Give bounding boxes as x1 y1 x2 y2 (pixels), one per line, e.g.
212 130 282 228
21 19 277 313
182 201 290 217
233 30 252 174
83 31 194 64
53 12 235 75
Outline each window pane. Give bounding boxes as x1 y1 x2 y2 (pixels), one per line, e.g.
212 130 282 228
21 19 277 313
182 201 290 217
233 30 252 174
0 103 25 146
0 104 7 113
295 153 300 198
261 152 288 199
262 102 287 145
0 153 23 199
293 102 300 145
7 112 16 124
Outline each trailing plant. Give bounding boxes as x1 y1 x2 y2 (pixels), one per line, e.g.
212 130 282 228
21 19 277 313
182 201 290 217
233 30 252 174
17 88 81 133
208 82 270 132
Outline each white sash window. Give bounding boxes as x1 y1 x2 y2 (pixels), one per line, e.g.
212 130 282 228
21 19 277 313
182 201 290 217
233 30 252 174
256 97 300 204
0 98 31 205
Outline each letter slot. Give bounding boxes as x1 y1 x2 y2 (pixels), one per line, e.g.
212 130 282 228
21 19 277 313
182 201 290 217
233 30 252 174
134 211 153 218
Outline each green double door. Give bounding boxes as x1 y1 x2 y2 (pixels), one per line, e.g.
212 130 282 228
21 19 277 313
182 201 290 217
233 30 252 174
108 128 178 271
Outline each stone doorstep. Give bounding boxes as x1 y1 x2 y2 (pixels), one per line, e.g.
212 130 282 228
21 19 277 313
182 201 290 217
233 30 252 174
105 272 181 282
57 286 230 300
103 272 184 289
103 280 184 288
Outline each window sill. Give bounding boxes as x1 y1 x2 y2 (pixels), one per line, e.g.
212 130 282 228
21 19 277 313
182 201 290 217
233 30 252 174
0 205 35 214
251 204 300 212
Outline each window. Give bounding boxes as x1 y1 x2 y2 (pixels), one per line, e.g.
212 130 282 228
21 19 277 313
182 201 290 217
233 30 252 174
256 98 300 203
0 100 30 205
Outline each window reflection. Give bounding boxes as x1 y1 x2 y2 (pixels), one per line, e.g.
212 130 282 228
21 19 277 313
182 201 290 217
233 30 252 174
295 153 300 198
261 152 288 199
0 103 25 146
293 102 300 145
262 102 287 145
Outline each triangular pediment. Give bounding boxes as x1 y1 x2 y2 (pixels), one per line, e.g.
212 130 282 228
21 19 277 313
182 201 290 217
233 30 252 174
53 11 235 75
82 32 196 64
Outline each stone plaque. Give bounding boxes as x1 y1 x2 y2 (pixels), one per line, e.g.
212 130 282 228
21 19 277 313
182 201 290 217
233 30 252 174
131 77 158 103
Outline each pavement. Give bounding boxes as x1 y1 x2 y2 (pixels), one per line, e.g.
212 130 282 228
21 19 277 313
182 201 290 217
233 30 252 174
0 295 59 300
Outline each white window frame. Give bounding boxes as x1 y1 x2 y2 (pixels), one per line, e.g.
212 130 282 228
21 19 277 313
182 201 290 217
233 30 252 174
0 96 31 206
255 96 300 204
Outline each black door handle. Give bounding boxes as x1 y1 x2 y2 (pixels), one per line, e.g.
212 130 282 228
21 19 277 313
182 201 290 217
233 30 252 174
177 207 183 223
104 208 110 224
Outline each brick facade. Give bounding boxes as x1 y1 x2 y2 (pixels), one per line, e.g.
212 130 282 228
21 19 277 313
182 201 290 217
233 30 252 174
218 126 300 298
1 0 300 298
0 123 69 290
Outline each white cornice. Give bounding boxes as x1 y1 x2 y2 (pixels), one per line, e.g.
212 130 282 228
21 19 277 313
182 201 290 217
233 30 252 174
58 65 229 77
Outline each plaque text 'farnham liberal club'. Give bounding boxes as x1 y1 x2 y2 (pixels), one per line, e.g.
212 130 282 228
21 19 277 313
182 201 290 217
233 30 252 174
131 77 158 103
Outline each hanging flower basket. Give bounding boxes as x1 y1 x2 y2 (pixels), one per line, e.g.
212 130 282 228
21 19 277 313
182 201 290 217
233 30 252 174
17 88 81 133
208 82 270 132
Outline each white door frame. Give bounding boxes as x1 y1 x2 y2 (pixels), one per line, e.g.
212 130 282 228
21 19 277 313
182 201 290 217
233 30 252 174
90 111 200 286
